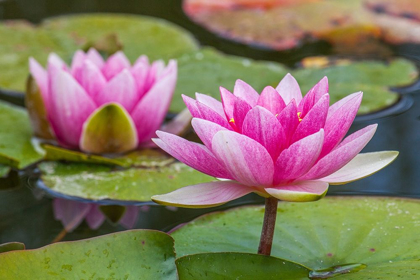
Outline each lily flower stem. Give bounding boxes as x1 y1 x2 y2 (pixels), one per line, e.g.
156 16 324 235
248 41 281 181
258 197 278 256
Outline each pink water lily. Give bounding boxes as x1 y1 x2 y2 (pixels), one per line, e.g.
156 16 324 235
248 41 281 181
152 74 398 207
28 49 177 154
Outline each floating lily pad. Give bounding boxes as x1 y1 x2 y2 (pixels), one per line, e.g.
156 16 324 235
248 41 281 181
0 100 45 169
176 252 311 280
293 58 418 114
173 48 289 112
0 14 198 93
38 161 214 203
0 165 11 178
0 242 25 254
172 197 420 278
0 230 177 279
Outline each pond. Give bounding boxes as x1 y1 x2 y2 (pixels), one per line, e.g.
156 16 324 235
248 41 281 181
1 0 420 279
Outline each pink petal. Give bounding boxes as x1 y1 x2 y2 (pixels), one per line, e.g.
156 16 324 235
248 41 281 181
233 79 259 106
274 129 324 184
85 205 106 230
320 92 362 158
102 51 131 80
95 69 137 111
212 130 274 186
232 97 252 132
257 86 286 115
145 60 166 90
276 73 302 105
74 60 107 100
292 94 329 143
48 53 69 71
48 70 97 147
300 124 378 180
220 87 236 121
242 106 286 161
152 181 255 208
318 151 399 184
265 181 328 202
29 57 48 104
195 93 225 117
191 118 228 150
131 65 177 144
119 206 139 229
276 101 300 146
53 199 91 232
298 76 328 117
70 50 86 75
86 48 105 69
134 55 150 67
130 59 149 99
154 133 231 179
183 95 231 129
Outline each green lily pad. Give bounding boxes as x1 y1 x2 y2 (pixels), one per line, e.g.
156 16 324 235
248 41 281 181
0 100 45 169
176 252 311 280
172 197 420 278
0 165 11 178
0 230 177 279
0 14 198 93
173 48 289 112
42 13 199 62
0 242 25 254
39 161 214 202
293 58 418 114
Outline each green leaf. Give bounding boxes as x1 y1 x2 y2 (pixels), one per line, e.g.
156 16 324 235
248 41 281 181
0 242 25 254
39 161 214 202
0 100 45 169
0 165 11 178
80 103 138 154
0 230 177 279
173 48 289 112
176 252 310 280
172 197 420 278
292 58 418 114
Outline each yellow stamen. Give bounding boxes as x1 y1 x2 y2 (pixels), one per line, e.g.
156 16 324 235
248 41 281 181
229 118 235 123
297 112 303 122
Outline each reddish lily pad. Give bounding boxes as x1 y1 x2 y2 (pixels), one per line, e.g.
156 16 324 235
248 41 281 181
171 197 420 278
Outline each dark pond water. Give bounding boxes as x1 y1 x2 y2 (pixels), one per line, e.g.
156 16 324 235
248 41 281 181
1 0 420 249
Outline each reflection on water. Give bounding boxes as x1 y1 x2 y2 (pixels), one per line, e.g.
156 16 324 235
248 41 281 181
1 0 420 248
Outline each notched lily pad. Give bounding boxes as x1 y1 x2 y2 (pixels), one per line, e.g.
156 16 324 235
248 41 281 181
38 161 214 203
172 197 420 279
176 252 310 280
0 242 25 254
0 100 45 169
0 230 177 279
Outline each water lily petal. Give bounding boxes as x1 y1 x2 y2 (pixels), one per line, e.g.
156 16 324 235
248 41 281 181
257 86 286 115
80 103 138 154
233 79 259 106
131 64 177 144
74 60 107 100
70 50 86 75
102 51 131 80
196 93 225 117
48 53 68 71
276 73 302 105
220 87 236 121
53 199 91 232
152 181 254 208
96 69 137 111
86 48 105 69
85 206 106 230
319 151 399 184
145 60 166 90
265 181 328 202
301 124 377 180
49 70 96 147
298 76 328 117
212 130 274 186
242 106 285 161
274 129 324 184
191 118 228 150
276 101 300 145
29 57 48 104
119 206 139 229
232 97 252 132
292 94 329 143
131 59 150 99
320 92 362 158
154 131 231 179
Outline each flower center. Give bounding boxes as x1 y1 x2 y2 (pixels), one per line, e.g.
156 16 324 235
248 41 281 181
229 118 235 123
297 112 303 122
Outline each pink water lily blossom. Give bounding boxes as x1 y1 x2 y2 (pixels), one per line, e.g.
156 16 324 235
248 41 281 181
152 74 398 207
28 49 177 154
